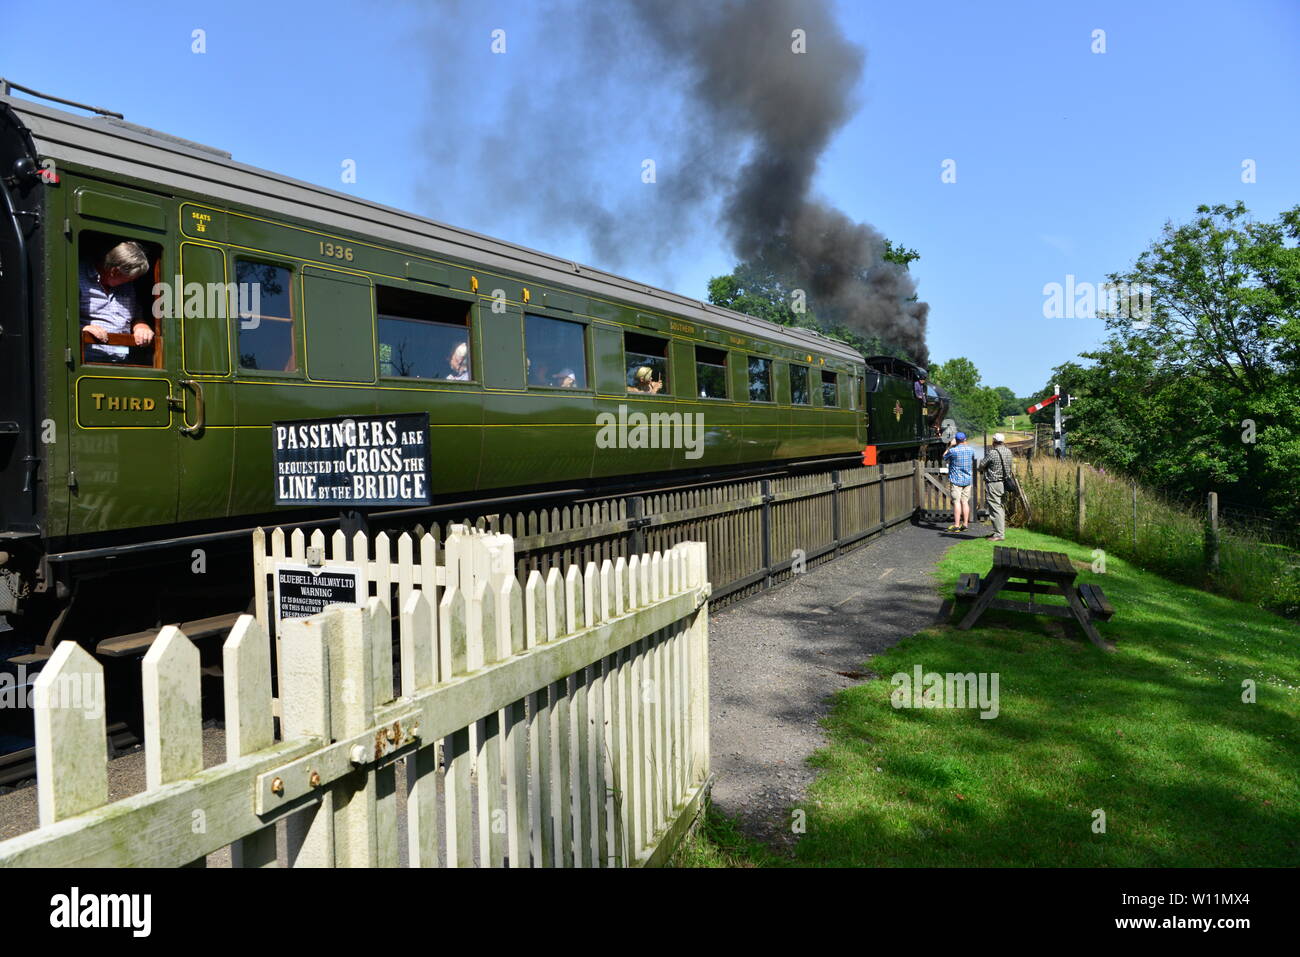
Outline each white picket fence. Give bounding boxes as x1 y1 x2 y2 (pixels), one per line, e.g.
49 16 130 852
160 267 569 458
251 524 500 683
0 528 712 867
253 524 453 633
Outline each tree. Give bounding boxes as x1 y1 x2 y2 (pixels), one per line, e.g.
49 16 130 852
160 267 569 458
707 240 923 362
992 386 1021 420
930 357 1002 433
1058 203 1300 524
883 239 920 270
1103 202 1299 394
706 260 806 329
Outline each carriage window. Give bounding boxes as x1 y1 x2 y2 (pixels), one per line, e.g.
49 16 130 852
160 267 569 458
748 356 773 402
78 233 163 367
789 365 810 405
822 370 839 407
625 332 669 394
376 285 472 380
525 314 587 388
695 346 728 399
236 260 296 372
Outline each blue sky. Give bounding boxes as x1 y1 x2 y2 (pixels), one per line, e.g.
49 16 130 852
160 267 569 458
3 0 1296 395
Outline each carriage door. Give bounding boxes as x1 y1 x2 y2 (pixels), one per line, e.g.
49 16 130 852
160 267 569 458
175 241 236 522
66 184 179 537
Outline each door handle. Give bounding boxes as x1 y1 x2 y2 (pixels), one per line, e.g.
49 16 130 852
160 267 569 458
179 379 205 438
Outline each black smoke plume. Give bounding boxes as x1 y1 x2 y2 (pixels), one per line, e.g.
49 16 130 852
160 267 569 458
419 0 929 362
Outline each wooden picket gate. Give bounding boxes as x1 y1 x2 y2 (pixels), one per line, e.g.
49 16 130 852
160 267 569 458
915 462 986 525
0 528 712 867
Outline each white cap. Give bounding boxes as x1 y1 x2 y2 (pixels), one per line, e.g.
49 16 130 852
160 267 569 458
992 433 1005 443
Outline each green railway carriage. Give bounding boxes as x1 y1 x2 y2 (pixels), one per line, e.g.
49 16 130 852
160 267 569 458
0 88 952 645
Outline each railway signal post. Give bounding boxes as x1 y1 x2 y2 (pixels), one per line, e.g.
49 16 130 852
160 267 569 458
1026 385 1066 458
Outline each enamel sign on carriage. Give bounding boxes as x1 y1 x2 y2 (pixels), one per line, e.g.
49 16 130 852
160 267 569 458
272 412 433 507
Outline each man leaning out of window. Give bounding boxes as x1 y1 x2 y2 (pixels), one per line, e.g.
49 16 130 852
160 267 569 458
80 240 154 363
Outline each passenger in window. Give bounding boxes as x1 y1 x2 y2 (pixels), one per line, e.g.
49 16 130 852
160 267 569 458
80 241 154 364
553 368 577 388
446 341 470 381
628 365 662 394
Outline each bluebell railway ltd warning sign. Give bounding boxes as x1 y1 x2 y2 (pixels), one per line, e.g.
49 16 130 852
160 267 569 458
274 563 362 620
272 412 432 507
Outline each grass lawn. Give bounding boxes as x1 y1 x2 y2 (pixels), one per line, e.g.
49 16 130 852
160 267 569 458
675 527 1299 867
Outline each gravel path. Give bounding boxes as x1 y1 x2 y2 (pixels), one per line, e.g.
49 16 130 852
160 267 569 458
707 522 965 851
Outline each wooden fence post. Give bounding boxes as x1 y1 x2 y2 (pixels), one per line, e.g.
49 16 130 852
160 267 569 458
628 496 646 557
1075 466 1086 538
1206 491 1220 573
913 459 923 515
1132 481 1138 550
877 463 886 530
830 469 841 555
281 613 334 867
760 479 773 587
225 616 277 868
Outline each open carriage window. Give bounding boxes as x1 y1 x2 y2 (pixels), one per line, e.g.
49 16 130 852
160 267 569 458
821 370 839 407
748 356 773 402
624 331 669 394
376 285 472 380
525 313 588 389
789 365 811 405
78 232 163 367
695 346 728 399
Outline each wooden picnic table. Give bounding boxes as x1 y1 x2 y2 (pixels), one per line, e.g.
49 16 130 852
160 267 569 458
955 546 1112 648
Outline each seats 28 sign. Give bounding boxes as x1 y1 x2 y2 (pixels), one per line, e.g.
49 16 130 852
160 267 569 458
273 412 432 507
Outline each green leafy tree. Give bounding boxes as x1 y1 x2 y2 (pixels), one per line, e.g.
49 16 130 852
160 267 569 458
1104 202 1298 392
707 240 922 361
1060 203 1300 524
882 239 920 270
930 357 1002 433
992 386 1021 420
706 260 806 329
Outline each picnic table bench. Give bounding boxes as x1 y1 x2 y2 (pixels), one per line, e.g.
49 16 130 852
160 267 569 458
954 546 1112 648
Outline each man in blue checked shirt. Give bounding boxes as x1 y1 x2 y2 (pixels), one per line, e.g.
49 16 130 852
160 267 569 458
942 432 975 532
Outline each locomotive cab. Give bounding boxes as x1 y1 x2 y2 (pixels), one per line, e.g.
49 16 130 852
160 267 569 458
862 355 943 462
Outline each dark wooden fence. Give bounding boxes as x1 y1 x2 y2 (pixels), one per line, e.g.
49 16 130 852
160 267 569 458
379 462 921 607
